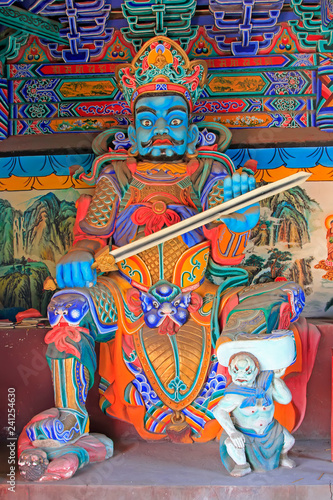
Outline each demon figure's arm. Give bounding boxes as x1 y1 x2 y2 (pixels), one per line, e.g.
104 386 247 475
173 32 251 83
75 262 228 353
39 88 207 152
57 163 128 288
198 160 260 265
271 368 292 405
213 395 245 448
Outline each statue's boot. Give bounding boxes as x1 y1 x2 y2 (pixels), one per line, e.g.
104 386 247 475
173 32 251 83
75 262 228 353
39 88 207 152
18 357 113 481
18 357 90 480
18 289 115 480
19 418 113 481
25 357 90 448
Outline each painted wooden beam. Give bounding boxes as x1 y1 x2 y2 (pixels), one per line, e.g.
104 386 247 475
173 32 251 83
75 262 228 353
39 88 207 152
2 127 333 157
0 6 68 46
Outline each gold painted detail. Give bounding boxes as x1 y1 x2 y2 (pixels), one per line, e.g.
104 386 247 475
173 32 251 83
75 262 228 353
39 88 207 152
208 180 224 208
137 162 187 176
136 183 186 202
60 80 115 98
138 246 160 283
133 319 211 410
162 238 188 282
138 237 188 284
314 260 333 281
208 75 266 94
93 247 118 274
84 176 118 228
152 201 166 214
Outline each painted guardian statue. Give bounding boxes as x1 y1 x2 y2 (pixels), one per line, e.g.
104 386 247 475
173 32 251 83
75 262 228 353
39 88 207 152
18 37 305 480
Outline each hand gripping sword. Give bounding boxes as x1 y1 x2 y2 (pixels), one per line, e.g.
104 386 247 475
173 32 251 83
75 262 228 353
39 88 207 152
92 172 311 273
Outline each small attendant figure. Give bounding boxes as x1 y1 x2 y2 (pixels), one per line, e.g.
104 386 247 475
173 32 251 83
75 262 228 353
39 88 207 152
213 351 295 477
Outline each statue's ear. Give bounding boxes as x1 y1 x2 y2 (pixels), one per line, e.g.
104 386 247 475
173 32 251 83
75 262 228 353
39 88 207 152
187 124 199 156
128 124 138 155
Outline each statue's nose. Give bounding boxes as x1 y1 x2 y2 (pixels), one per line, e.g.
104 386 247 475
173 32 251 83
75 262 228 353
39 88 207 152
154 117 168 135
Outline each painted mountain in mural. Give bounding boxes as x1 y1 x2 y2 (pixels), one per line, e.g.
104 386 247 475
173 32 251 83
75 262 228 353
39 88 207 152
0 198 21 265
23 192 76 262
0 262 53 314
0 192 77 314
252 186 320 248
243 186 320 294
288 257 314 296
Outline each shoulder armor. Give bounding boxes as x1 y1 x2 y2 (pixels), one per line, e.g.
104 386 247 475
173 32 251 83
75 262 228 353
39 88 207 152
79 173 120 236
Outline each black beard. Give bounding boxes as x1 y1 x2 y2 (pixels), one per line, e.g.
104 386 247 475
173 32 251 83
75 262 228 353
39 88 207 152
138 151 186 162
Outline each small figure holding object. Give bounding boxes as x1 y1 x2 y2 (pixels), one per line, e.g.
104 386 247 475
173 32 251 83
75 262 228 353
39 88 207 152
213 352 295 476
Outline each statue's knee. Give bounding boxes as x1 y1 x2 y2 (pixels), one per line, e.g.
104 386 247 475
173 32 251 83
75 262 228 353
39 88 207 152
46 293 93 360
48 292 89 327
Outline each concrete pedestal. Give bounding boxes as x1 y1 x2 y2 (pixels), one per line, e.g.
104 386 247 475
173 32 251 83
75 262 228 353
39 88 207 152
0 439 332 499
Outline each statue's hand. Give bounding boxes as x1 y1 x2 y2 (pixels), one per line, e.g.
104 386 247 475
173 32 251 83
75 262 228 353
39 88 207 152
230 430 245 449
218 172 260 232
56 250 97 289
273 367 286 379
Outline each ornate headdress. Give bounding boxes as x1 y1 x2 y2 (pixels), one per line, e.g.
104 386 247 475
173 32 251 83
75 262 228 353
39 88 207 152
115 36 207 113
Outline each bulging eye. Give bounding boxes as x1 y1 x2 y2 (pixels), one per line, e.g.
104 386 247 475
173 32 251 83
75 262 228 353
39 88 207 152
142 119 152 127
171 118 182 126
174 300 180 306
153 301 159 308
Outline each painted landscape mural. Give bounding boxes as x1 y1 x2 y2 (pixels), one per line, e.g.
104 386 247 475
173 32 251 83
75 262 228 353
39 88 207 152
243 185 320 294
0 151 332 317
0 189 82 314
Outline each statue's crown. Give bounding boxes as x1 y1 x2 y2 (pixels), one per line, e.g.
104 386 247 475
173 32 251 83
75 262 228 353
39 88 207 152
116 36 207 112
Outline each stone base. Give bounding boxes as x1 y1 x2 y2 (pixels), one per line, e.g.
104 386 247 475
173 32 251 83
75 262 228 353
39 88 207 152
1 439 332 500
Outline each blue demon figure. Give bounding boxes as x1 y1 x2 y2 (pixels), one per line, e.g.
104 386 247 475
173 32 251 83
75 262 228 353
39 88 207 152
19 37 304 481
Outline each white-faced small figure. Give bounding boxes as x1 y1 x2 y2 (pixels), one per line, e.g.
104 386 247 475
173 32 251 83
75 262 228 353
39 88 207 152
213 352 296 476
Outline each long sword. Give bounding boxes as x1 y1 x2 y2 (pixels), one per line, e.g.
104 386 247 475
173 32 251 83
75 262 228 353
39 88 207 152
93 171 311 272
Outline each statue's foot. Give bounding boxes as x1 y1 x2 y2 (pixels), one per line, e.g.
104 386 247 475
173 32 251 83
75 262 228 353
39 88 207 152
26 408 88 448
19 432 113 481
280 453 296 468
18 449 49 481
19 448 80 481
230 463 251 477
19 410 113 481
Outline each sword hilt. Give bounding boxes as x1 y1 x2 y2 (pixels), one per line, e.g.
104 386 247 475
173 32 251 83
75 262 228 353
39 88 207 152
92 246 118 273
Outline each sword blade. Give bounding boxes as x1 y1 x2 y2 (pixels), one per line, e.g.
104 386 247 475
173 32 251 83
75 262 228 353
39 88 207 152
111 171 311 263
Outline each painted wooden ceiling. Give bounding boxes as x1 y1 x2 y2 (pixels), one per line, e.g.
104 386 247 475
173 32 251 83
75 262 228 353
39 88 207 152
0 0 332 140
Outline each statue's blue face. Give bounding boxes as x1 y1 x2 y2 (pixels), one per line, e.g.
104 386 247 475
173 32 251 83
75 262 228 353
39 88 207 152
128 95 199 161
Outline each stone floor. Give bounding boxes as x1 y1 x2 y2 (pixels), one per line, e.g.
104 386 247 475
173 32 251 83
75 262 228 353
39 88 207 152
0 438 332 499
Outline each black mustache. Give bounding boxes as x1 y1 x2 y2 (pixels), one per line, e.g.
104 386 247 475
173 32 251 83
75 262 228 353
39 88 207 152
141 134 184 148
